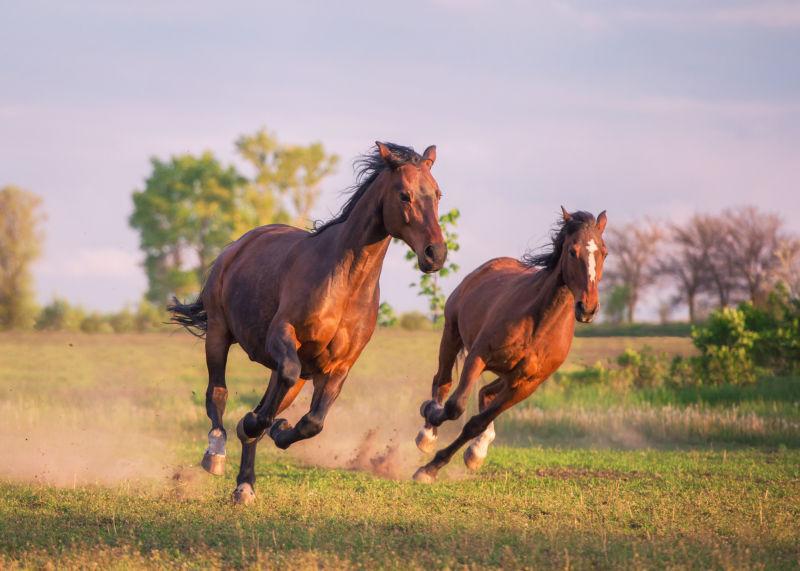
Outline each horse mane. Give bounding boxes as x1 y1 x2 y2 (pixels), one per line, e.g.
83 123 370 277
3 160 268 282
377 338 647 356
522 210 597 270
312 142 422 234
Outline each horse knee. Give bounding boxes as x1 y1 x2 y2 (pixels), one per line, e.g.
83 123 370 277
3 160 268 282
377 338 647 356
278 359 301 386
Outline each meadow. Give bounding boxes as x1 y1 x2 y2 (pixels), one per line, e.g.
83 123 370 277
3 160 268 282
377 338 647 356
0 330 798 569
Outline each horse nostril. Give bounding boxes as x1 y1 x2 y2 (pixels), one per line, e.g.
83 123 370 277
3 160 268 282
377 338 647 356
424 245 435 260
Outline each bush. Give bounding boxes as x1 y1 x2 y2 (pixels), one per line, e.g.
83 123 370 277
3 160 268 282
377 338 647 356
80 313 114 334
35 299 85 331
616 347 668 389
399 311 431 331
134 301 165 333
691 307 758 385
108 308 135 333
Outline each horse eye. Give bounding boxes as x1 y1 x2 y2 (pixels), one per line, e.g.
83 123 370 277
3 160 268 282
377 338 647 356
570 249 578 258
400 192 411 203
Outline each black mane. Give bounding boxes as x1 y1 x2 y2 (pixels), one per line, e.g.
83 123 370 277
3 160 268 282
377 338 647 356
522 210 597 270
312 142 422 234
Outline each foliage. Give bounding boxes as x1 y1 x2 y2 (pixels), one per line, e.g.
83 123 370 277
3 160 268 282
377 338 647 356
129 153 245 304
79 312 114 334
398 311 431 331
602 285 630 324
0 186 44 330
404 208 460 322
35 299 85 331
235 128 339 227
377 301 397 327
690 306 759 385
616 346 669 389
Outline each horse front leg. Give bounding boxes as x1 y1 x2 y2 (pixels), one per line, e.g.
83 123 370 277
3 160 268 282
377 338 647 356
233 323 301 505
421 353 485 428
414 380 527 483
269 370 347 449
416 322 463 453
463 376 505 471
201 322 231 476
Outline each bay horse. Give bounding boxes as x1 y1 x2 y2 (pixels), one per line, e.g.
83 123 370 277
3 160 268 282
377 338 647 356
169 142 446 504
413 207 607 482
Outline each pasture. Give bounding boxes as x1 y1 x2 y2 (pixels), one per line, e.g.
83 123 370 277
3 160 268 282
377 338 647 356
1 330 798 569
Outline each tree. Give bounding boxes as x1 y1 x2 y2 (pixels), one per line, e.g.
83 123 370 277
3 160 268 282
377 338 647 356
602 285 630 324
404 209 461 322
657 215 715 323
235 128 339 228
724 206 785 306
129 153 245 304
605 220 663 323
774 236 800 298
377 301 397 327
0 186 44 330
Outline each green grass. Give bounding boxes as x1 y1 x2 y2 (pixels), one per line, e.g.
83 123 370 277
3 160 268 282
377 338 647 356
1 331 798 569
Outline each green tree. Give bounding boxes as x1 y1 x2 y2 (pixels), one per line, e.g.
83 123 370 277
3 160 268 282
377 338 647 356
0 186 44 330
377 301 397 327
35 298 85 332
603 285 631 324
235 128 339 227
404 209 461 323
129 153 245 304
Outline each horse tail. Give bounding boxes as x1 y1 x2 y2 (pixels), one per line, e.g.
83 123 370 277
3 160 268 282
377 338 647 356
167 296 208 338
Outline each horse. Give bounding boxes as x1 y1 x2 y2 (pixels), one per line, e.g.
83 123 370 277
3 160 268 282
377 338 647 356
169 142 447 504
412 207 607 483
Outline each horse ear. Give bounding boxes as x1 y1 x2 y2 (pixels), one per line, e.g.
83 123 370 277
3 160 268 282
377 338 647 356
422 145 436 169
376 141 392 162
560 206 572 222
596 210 608 234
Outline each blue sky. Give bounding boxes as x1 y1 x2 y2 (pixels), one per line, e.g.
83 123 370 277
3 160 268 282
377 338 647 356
2 1 799 317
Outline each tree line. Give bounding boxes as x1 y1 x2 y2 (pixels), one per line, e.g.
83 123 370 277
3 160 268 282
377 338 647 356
1 127 798 332
603 207 799 323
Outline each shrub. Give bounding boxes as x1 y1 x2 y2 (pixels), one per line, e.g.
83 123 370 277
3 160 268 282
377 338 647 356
108 308 135 333
80 312 114 334
691 307 758 385
616 347 668 389
399 311 431 331
134 301 165 333
35 299 85 331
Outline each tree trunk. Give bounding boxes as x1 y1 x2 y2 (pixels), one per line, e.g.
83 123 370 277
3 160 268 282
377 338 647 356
687 292 696 324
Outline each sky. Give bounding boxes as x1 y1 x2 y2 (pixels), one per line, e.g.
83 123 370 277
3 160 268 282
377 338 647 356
2 0 799 319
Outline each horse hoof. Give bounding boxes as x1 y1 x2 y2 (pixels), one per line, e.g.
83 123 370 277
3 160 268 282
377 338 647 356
412 467 437 484
415 425 438 454
201 451 226 476
232 483 256 505
463 445 485 472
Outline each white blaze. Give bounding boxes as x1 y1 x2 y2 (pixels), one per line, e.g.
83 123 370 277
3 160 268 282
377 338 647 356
586 239 598 283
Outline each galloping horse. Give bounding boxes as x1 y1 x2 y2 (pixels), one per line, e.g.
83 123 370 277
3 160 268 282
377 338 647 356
170 142 446 503
413 208 607 482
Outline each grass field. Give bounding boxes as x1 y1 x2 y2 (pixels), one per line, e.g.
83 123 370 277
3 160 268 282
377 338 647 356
1 331 798 569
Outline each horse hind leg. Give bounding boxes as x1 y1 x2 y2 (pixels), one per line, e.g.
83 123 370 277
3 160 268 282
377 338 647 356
233 323 301 505
463 377 504 471
201 323 231 476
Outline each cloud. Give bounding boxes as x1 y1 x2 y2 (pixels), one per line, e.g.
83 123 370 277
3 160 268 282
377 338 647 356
37 247 142 279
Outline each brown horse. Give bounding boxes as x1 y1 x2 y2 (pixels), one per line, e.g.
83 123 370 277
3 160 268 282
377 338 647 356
413 207 607 482
169 142 446 504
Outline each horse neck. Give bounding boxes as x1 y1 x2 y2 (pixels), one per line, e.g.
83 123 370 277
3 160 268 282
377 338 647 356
526 261 575 334
327 178 392 282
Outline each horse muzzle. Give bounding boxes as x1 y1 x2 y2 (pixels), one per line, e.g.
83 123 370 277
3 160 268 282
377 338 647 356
575 301 598 323
418 242 447 273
